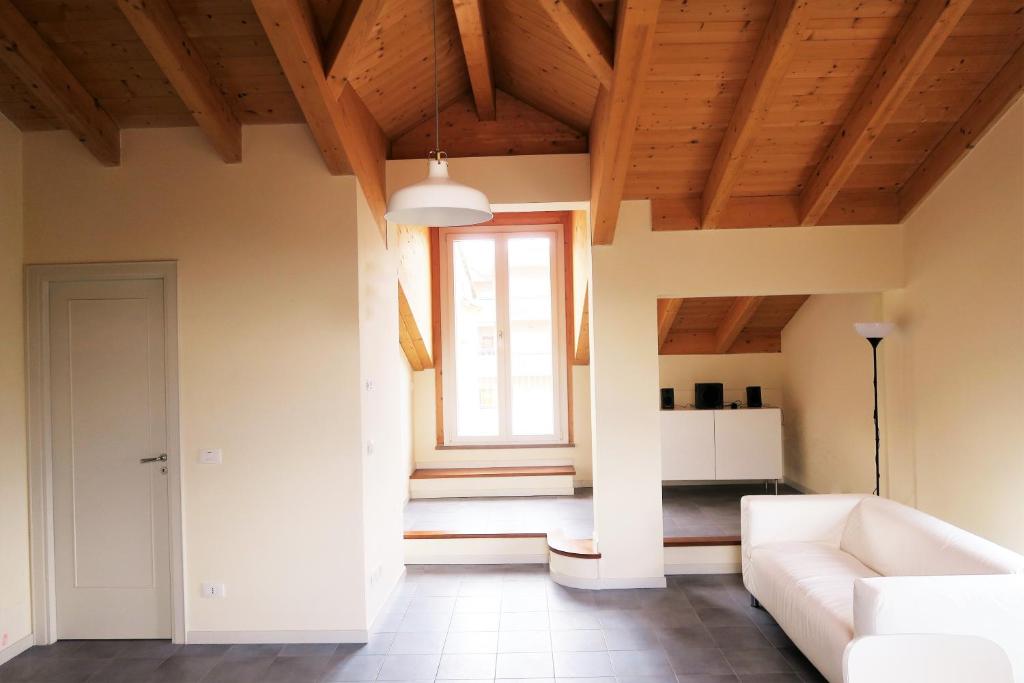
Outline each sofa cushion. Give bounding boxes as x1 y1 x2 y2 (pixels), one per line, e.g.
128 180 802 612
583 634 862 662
749 541 878 683
840 497 1024 577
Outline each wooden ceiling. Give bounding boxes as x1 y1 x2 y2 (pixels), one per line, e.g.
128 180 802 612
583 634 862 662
1 0 1021 242
657 295 810 354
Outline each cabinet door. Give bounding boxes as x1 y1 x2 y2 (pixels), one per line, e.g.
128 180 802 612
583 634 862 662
661 410 716 480
713 409 783 480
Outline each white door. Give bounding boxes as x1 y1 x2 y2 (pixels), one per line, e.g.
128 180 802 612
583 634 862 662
49 278 172 639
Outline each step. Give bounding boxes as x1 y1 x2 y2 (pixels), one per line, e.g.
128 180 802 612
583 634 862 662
663 535 741 575
404 531 549 564
409 465 575 499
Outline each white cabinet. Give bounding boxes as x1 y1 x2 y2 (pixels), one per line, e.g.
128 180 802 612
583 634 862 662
661 408 782 482
660 410 715 480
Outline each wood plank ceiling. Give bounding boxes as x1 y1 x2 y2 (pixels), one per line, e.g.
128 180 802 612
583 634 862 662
1 0 1021 240
658 295 810 354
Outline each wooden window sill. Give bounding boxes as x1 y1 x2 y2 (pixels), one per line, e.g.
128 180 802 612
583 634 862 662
436 443 575 451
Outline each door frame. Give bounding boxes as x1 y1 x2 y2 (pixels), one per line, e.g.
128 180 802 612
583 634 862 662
25 261 185 644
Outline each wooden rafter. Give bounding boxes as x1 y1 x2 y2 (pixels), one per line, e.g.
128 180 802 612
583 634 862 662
117 0 240 163
899 44 1024 219
399 282 432 371
325 0 385 96
715 296 764 354
452 0 496 121
657 298 682 351
799 0 973 226
0 0 119 165
589 0 661 245
702 0 811 228
537 0 614 89
253 0 387 234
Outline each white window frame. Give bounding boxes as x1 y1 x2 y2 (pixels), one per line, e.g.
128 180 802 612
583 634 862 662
439 223 569 447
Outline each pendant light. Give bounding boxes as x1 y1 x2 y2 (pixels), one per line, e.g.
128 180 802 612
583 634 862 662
384 0 492 227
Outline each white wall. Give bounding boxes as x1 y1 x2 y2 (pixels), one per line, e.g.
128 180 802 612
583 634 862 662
356 187 407 627
22 126 375 639
659 354 784 408
887 100 1024 552
0 116 32 659
589 202 904 583
781 293 883 494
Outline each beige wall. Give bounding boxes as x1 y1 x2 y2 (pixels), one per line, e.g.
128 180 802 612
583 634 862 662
22 126 376 638
659 354 784 408
0 116 31 658
396 224 432 360
590 202 904 582
356 187 406 625
888 100 1024 552
781 293 882 494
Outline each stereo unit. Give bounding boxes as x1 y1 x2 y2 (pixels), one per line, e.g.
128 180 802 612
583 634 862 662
694 382 724 410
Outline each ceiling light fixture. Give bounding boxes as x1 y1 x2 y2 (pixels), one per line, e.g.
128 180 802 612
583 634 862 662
384 0 492 227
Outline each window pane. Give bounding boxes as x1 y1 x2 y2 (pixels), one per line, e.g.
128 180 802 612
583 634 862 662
452 239 499 437
508 237 555 436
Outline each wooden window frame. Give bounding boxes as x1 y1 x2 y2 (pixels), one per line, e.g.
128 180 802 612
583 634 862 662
431 211 575 449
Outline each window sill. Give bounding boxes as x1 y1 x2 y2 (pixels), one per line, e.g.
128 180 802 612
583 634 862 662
436 443 575 451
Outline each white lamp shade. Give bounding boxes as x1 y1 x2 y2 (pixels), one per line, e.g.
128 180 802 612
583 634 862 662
385 158 492 227
854 322 896 339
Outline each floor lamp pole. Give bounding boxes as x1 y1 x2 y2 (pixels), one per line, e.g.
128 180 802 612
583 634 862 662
869 337 881 496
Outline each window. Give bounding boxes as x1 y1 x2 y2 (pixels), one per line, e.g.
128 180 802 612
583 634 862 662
439 221 569 446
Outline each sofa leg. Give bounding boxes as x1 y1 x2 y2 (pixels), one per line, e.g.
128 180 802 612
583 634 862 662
750 595 761 609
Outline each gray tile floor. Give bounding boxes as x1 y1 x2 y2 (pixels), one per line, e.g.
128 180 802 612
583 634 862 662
0 566 825 683
405 485 797 540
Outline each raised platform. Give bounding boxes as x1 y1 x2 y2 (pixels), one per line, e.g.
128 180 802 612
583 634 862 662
408 465 576 499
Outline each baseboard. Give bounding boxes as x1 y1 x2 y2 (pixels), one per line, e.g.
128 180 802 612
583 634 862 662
0 634 34 666
404 554 549 565
665 562 740 575
782 478 817 494
186 630 368 644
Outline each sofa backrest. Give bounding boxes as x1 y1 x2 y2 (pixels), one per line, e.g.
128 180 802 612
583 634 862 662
840 496 1024 577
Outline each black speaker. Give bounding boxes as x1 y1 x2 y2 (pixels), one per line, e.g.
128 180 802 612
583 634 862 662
694 383 724 410
746 386 763 408
660 388 675 410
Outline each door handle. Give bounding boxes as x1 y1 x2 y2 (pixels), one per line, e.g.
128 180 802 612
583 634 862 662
140 454 168 464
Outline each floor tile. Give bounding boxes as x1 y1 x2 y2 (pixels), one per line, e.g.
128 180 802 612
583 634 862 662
377 654 442 680
609 649 674 676
320 654 384 682
552 651 614 677
665 648 734 676
498 631 552 653
279 643 339 657
224 644 284 659
708 626 773 650
436 653 497 679
495 652 555 678
723 649 794 675
259 654 332 682
145 655 220 682
550 630 606 652
389 632 447 655
443 632 499 654
202 656 276 683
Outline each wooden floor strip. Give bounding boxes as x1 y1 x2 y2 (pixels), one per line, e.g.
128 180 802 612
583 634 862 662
547 531 601 559
663 535 741 547
410 465 576 479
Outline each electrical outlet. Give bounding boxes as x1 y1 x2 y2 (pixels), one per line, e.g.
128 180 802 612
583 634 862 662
200 582 226 599
198 448 223 465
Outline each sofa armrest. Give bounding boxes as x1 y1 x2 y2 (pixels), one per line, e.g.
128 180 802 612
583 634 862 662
843 634 1015 683
854 575 1024 682
740 494 867 561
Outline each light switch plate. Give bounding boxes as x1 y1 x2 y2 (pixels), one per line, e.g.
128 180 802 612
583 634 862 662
198 448 223 465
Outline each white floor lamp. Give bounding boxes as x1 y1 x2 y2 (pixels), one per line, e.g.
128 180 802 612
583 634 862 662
854 322 895 496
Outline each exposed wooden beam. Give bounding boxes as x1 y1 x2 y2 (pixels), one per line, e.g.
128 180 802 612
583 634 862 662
701 0 811 228
799 0 973 226
399 282 432 371
661 329 780 355
452 0 496 120
253 0 387 233
537 0 614 89
589 0 661 245
117 0 241 163
575 289 590 365
715 296 764 354
899 44 1024 219
657 298 682 350
0 0 119 165
324 0 385 96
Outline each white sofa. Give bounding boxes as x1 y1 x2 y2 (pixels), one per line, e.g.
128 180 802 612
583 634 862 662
741 494 1024 683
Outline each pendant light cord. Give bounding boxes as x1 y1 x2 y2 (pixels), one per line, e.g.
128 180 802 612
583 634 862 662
432 0 439 160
